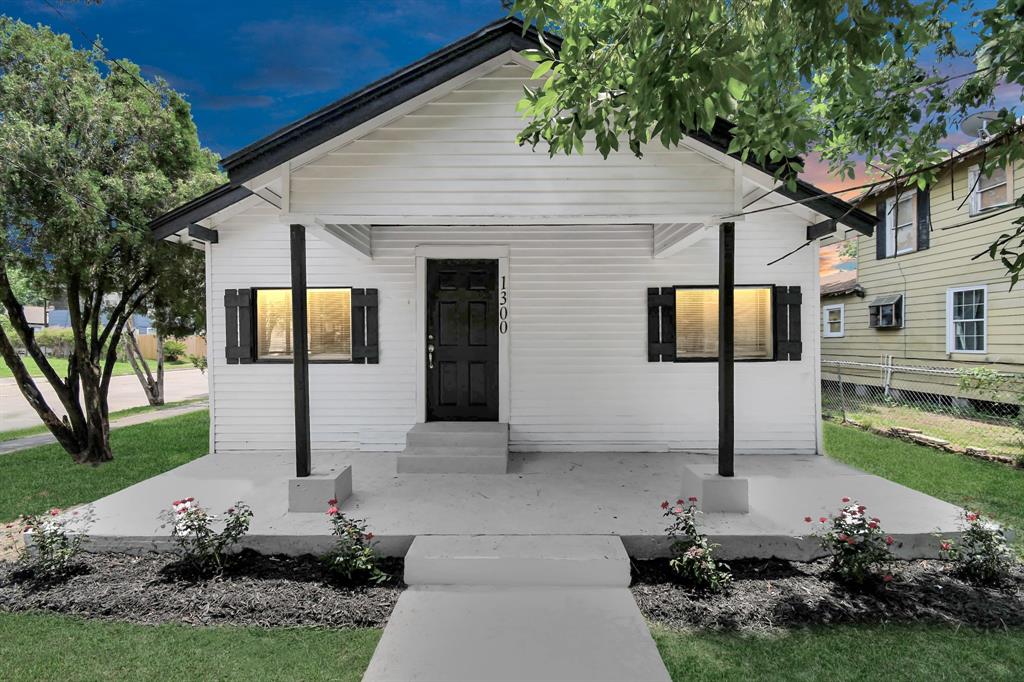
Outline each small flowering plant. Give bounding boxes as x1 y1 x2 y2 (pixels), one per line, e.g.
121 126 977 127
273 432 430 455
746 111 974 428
805 497 897 589
5 506 94 579
662 497 732 593
938 510 1016 586
322 499 388 585
161 497 253 574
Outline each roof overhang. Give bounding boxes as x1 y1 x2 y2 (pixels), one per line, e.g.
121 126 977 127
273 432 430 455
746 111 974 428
150 17 876 239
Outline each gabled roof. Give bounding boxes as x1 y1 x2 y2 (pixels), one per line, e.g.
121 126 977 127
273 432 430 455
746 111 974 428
821 279 865 298
151 17 876 240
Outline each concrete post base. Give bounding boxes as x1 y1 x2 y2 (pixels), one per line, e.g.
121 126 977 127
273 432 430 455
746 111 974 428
288 465 353 513
681 465 750 514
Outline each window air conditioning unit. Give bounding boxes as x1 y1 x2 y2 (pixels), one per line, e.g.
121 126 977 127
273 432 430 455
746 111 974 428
868 294 903 329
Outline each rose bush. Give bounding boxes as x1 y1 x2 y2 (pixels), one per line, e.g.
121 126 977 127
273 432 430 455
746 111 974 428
806 497 897 589
161 497 252 574
4 506 94 579
321 499 388 585
938 510 1016 586
662 497 732 593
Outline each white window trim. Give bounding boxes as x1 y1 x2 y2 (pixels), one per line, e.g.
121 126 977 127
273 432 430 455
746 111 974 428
967 164 1011 216
822 303 845 338
946 284 988 354
884 191 916 257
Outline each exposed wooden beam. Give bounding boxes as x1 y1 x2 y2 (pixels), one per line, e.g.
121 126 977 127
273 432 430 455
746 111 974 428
306 222 372 261
653 223 711 259
290 224 311 478
187 223 219 243
806 218 838 241
718 221 735 478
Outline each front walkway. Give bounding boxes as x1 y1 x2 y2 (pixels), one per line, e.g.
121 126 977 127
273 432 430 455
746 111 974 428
78 450 963 560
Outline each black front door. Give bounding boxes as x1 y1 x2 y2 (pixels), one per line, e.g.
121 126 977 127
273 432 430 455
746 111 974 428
426 259 499 421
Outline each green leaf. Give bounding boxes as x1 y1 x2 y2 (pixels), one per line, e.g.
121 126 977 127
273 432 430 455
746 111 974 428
531 61 553 81
726 77 747 101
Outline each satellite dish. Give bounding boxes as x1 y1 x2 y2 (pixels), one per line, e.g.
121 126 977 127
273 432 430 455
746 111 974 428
960 111 1001 140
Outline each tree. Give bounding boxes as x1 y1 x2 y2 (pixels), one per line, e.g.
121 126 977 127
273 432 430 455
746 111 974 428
510 1 1024 279
0 18 221 463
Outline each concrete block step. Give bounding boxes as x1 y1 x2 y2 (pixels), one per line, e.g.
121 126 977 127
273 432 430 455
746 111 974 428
406 422 508 449
404 535 630 587
397 453 507 474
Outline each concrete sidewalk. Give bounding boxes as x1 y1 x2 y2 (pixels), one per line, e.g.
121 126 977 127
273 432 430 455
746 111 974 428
0 401 207 455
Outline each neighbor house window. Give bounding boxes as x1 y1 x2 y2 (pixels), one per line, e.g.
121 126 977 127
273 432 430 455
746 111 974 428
255 288 353 361
822 304 845 338
675 287 773 360
947 285 987 353
968 165 1009 215
885 192 917 256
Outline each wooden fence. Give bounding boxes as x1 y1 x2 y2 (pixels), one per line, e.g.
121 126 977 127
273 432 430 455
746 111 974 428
135 335 207 361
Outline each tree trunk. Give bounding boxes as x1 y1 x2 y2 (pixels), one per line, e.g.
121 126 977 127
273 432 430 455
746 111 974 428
156 334 166 404
123 321 164 406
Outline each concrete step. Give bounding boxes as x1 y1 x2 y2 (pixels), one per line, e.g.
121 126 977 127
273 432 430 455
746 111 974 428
397 452 507 474
362 586 671 682
405 422 508 449
405 535 630 587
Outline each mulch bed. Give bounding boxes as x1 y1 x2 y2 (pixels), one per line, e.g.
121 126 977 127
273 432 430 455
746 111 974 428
632 558 1024 633
0 550 403 629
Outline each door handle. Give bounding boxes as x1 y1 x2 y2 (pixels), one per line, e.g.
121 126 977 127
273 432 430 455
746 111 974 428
427 343 435 370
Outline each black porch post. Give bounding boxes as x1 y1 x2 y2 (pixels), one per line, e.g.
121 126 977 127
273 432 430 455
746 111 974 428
290 224 311 478
718 221 735 477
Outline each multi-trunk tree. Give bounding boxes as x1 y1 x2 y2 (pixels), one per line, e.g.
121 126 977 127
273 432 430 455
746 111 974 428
510 0 1024 280
0 18 221 463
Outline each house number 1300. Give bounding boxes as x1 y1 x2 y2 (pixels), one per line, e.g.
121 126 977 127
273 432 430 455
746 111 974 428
498 276 509 334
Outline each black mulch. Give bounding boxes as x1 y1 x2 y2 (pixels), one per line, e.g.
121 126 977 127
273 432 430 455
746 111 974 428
631 558 1024 633
0 550 403 629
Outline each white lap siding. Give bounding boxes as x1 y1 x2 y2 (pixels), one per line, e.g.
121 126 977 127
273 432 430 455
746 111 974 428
208 206 818 454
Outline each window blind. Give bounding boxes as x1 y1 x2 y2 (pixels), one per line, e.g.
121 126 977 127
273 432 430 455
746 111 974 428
675 287 773 360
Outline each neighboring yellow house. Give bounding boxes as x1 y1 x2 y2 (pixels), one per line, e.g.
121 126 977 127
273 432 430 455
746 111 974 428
819 144 1024 400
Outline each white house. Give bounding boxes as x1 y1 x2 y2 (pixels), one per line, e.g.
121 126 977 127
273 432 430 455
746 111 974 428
150 19 875 499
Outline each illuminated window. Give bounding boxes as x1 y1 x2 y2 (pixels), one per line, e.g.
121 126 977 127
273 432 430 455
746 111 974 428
675 287 774 360
255 288 352 361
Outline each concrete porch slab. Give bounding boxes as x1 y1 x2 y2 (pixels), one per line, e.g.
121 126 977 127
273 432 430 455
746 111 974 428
74 451 965 560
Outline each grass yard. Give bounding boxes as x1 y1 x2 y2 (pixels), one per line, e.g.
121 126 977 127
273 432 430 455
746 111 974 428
0 397 206 443
654 625 1024 681
0 355 189 379
824 421 1024 551
0 613 379 682
0 410 208 521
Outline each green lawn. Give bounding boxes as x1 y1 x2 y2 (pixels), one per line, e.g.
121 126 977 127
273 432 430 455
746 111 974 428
824 421 1024 536
0 613 379 682
0 410 208 521
0 355 189 379
654 625 1024 681
0 397 206 443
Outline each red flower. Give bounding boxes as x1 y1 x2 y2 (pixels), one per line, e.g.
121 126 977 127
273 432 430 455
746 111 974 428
842 497 850 503
940 541 952 551
660 501 670 509
882 574 893 583
868 521 878 529
185 497 194 503
885 535 894 545
328 498 338 506
327 506 339 516
857 505 866 513
228 507 235 514
676 499 685 505
672 506 684 515
871 517 880 523
49 508 60 516
365 532 374 541
688 496 698 502
837 533 848 542
846 537 855 545
804 516 812 523
966 512 978 522
172 500 181 506
819 517 828 523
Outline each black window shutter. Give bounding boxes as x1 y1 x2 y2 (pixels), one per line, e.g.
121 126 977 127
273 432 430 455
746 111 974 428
916 187 931 251
352 288 379 364
773 285 802 361
647 287 675 362
875 200 888 260
224 289 253 364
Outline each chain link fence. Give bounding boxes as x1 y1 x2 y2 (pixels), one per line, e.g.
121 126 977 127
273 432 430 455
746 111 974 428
822 359 1024 460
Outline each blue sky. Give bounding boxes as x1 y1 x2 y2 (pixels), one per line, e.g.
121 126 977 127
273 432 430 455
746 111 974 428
8 0 505 156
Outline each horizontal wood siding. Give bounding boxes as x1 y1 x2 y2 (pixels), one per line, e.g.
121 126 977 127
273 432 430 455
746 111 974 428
210 207 818 454
290 63 735 220
820 158 1024 388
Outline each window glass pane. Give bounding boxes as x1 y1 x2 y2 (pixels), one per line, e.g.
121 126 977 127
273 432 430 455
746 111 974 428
308 288 352 360
895 196 914 227
980 183 1007 209
256 289 293 359
675 287 773 360
979 167 1008 208
896 224 914 253
827 309 841 323
255 288 353 361
879 305 894 326
978 166 1006 190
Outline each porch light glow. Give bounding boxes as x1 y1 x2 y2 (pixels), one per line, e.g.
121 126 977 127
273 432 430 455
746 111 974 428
256 288 353 361
676 287 773 360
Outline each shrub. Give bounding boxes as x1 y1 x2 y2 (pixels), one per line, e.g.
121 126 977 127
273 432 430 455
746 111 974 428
33 327 74 357
161 497 253 574
5 506 94 579
162 339 187 361
322 500 388 585
188 353 207 373
806 498 896 589
661 498 732 593
938 510 1016 586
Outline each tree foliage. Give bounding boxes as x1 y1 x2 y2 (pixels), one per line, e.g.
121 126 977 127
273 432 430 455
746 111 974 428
510 0 1024 280
0 17 221 462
